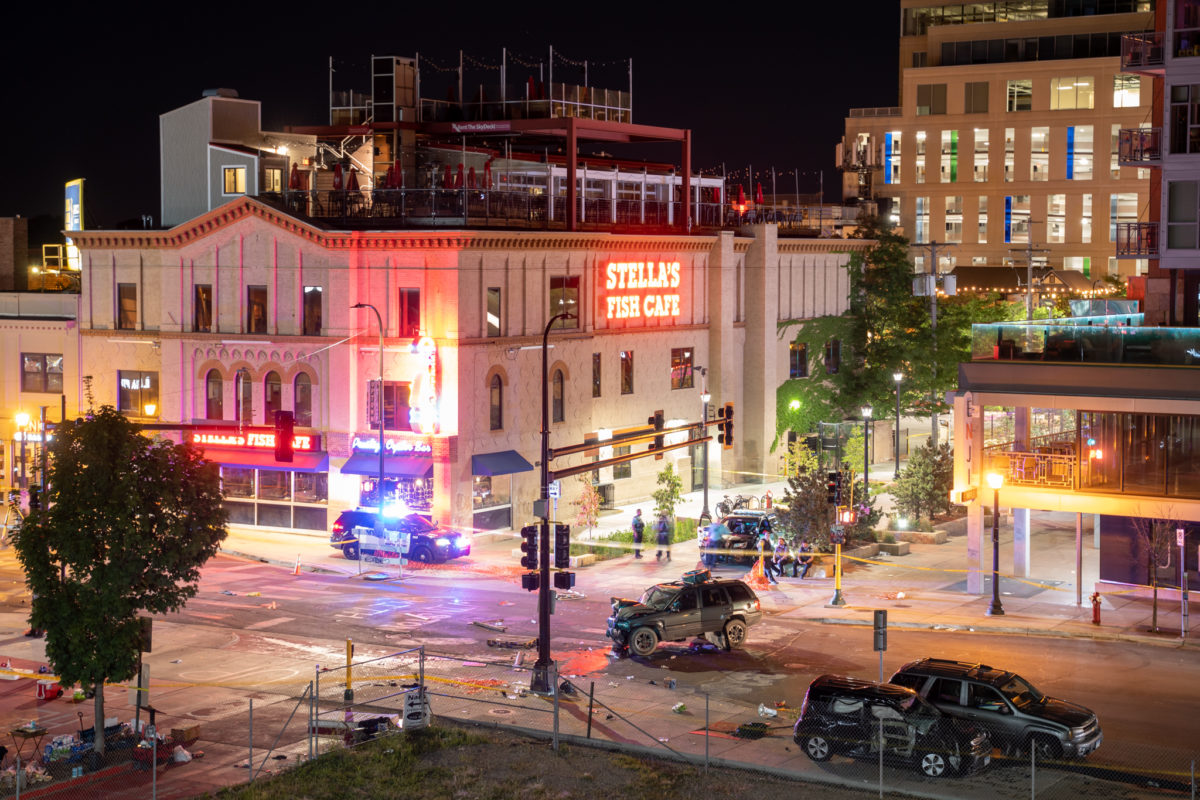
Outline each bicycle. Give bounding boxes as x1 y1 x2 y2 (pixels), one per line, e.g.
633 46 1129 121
715 494 754 517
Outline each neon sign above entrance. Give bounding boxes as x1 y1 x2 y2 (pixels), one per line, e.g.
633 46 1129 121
602 261 682 320
191 431 316 451
352 435 434 455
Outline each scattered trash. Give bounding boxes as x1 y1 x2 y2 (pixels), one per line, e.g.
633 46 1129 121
486 637 535 650
775 701 788 709
460 661 486 667
626 676 635 680
265 601 277 610
170 659 182 664
220 590 236 596
758 704 778 718
512 652 524 668
734 722 769 740
498 601 515 606
559 682 576 696
657 737 669 743
246 592 261 597
648 680 657 685
672 703 686 714
472 620 507 633
608 682 619 688
896 591 906 600
666 679 677 689
669 655 677 660
605 714 614 720
192 751 204 759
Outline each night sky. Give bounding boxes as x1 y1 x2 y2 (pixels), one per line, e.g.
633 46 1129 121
1 4 897 242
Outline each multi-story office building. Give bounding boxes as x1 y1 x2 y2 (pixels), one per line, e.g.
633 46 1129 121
840 1 1156 282
1117 0 1200 325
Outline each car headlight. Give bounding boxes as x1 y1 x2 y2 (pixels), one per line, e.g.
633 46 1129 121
435 537 451 546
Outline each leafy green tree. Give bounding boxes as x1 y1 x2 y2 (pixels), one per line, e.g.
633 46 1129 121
14 407 227 753
891 441 953 525
651 463 684 523
573 474 601 539
776 446 834 551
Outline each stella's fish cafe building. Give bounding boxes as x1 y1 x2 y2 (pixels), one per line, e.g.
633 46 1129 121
68 199 861 536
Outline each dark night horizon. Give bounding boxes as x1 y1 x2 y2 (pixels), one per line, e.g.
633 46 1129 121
2 5 897 238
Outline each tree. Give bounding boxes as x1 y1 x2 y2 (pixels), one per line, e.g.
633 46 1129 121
1130 511 1180 633
651 463 684 524
891 441 953 525
574 474 601 540
776 445 835 551
14 407 227 753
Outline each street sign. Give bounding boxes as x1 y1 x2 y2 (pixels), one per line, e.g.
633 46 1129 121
548 480 561 499
1178 527 1186 547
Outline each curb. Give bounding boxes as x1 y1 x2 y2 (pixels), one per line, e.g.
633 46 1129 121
220 549 343 576
806 616 1196 649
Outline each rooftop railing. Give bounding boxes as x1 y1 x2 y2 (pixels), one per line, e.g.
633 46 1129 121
971 317 1200 367
1121 31 1165 73
1115 221 1159 258
848 107 902 118
1117 127 1162 165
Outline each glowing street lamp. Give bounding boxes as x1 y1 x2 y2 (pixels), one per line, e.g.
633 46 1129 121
860 406 872 503
986 472 1006 616
14 412 30 490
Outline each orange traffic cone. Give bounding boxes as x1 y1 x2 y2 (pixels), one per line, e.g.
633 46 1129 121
746 555 771 590
293 554 302 576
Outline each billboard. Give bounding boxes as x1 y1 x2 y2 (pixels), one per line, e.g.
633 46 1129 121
64 179 84 271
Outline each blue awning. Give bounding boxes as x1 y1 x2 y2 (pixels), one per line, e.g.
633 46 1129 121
471 450 535 476
340 452 433 479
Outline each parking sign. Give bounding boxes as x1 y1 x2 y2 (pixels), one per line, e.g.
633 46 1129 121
548 480 561 499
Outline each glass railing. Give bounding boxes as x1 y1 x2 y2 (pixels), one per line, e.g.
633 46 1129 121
1121 31 1165 71
1117 127 1162 164
971 319 1200 366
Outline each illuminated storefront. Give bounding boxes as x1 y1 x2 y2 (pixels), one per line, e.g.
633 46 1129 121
341 434 435 515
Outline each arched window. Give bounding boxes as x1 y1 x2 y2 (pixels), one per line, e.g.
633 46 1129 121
489 374 503 431
552 369 564 423
205 370 223 420
264 371 282 422
235 368 253 423
294 373 313 427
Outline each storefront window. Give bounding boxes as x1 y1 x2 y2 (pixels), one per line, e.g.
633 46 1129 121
258 469 291 501
295 373 312 426
473 476 511 509
295 472 328 503
222 467 254 498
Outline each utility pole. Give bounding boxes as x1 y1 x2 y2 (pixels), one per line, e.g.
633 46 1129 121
1009 237 1050 321
911 240 956 448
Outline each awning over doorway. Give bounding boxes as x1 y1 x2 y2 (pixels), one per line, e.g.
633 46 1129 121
340 452 434 479
471 450 535 476
203 450 328 473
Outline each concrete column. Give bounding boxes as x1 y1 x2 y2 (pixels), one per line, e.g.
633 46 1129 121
1013 406 1031 577
707 232 738 486
968 500 984 594
953 392 985 594
1093 512 1101 549
742 225 779 484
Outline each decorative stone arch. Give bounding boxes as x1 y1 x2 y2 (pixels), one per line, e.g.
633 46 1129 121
548 360 570 382
285 361 321 385
483 364 509 388
194 358 228 382
226 359 262 381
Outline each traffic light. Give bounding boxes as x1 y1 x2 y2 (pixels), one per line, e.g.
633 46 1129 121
554 524 571 569
521 572 541 592
717 402 735 449
520 524 539 570
837 506 856 525
826 472 839 505
647 410 665 451
873 609 888 652
275 410 294 462
554 571 576 590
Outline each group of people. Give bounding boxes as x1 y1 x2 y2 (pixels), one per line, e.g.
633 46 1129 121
632 509 813 582
630 509 672 561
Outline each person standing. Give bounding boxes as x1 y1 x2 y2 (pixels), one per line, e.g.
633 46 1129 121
631 509 645 559
655 513 671 562
757 532 779 585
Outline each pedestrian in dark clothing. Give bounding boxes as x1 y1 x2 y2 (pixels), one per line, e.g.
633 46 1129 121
757 533 779 584
774 537 793 578
655 514 671 561
631 509 645 559
796 538 813 579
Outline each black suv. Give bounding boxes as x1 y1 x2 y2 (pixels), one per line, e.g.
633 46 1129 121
794 674 992 778
890 658 1102 759
329 509 471 564
606 570 763 656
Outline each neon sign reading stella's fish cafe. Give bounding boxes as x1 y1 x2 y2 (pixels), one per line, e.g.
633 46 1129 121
604 261 682 319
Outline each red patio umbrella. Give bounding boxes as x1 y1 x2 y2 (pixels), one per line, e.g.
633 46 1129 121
484 160 493 189
288 163 301 190
347 167 360 192
736 184 745 206
454 164 464 189
755 182 764 205
442 165 452 188
332 163 344 191
392 159 404 189
383 165 394 190
467 166 477 189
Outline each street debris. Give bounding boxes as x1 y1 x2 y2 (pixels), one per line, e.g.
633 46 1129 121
472 620 507 632
672 702 686 714
486 637 535 650
246 592 262 597
220 590 236 596
733 722 768 740
666 679 676 689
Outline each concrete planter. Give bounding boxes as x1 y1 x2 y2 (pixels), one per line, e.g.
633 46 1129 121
895 530 948 545
877 541 910 556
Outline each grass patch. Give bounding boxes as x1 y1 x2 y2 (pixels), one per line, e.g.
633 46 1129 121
569 517 697 562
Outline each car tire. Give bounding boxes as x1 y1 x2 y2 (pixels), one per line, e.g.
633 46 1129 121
723 619 747 650
629 627 659 657
800 734 832 762
342 542 359 560
410 545 434 563
1027 734 1061 761
918 750 949 778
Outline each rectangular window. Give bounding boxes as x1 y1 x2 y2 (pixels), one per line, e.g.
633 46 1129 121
398 288 421 337
1031 127 1049 181
1110 192 1139 241
1004 128 1015 182
619 350 634 394
1006 79 1032 111
117 370 158 416
945 196 963 243
549 275 580 329
246 285 267 334
915 196 930 243
916 83 947 115
1169 84 1200 154
1005 195 1031 244
1110 123 1121 179
670 348 694 390
1047 194 1067 243
978 196 988 243
1113 74 1141 108
973 128 989 182
1068 125 1094 180
884 131 901 185
382 381 412 431
1167 181 1200 249
21 353 63 393
915 131 927 183
964 81 989 113
1050 76 1094 110
303 286 322 336
592 353 602 397
1082 194 1093 243
486 287 501 337
824 340 841 375
263 167 283 193
613 445 632 480
789 342 808 379
117 283 137 330
940 130 958 183
193 284 212 332
223 166 247 194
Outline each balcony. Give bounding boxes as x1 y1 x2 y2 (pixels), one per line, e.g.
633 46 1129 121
848 107 901 118
1117 127 1162 166
970 317 1200 367
1115 221 1159 258
986 449 1076 490
1121 32 1165 74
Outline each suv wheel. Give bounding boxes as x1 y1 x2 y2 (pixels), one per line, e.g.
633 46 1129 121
629 627 659 657
723 619 747 650
1027 734 1060 761
342 542 360 560
918 751 948 778
410 545 434 563
800 734 832 762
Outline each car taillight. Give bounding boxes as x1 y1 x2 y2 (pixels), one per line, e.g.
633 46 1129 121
332 520 345 534
752 599 760 611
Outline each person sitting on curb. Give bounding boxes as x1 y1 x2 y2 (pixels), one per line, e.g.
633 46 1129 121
774 536 793 578
795 537 813 579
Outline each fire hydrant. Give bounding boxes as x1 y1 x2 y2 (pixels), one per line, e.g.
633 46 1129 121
764 490 773 509
1090 592 1102 625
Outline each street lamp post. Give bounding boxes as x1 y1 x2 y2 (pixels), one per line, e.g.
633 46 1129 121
351 302 388 575
860 406 872 503
699 367 711 524
14 412 29 491
892 372 903 479
986 472 1005 616
532 311 575 695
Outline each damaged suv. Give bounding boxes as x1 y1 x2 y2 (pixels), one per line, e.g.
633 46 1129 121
606 569 763 657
